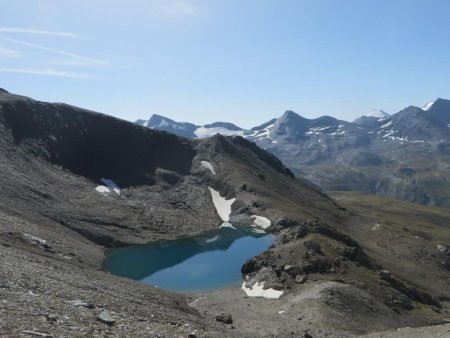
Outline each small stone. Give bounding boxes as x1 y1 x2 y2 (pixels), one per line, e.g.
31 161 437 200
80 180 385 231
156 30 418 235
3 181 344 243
20 331 53 338
284 265 293 271
98 311 115 325
379 270 391 280
68 300 94 309
295 275 307 284
437 244 448 254
188 331 197 338
304 333 313 338
432 306 441 313
239 184 247 191
215 313 233 324
46 314 58 322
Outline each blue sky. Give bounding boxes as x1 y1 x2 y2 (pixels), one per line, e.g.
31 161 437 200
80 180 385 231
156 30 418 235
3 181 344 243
1 0 450 127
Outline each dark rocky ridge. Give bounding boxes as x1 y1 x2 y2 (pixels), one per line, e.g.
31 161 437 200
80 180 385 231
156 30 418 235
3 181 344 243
1 95 195 187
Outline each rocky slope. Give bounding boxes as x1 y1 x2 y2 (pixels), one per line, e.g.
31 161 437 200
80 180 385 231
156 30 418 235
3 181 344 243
1 89 449 337
137 99 450 208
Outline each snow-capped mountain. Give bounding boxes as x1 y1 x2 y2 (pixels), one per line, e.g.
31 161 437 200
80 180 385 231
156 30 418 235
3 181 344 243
136 99 450 146
135 114 198 138
136 98 450 207
136 114 244 139
353 109 390 127
365 109 390 119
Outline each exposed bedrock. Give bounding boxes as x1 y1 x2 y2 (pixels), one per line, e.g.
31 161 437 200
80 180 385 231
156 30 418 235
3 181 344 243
242 220 442 315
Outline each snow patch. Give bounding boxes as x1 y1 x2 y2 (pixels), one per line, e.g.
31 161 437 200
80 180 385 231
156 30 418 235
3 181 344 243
371 224 381 231
194 127 243 138
305 126 333 136
101 178 121 194
422 101 434 111
23 233 47 246
208 187 236 222
251 215 271 229
219 222 237 230
366 109 389 118
241 281 283 299
381 121 392 129
95 185 111 196
200 161 216 175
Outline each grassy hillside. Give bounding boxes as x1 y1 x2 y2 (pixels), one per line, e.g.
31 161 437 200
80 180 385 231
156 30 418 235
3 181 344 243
330 191 450 244
329 191 450 300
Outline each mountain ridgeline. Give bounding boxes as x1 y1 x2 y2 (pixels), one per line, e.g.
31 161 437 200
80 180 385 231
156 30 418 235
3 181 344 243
1 89 449 336
137 99 450 208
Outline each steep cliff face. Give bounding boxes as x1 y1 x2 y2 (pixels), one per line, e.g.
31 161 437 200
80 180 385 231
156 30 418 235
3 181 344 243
1 94 195 187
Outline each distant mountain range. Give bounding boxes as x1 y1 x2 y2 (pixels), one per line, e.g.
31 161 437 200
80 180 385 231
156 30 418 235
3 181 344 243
137 99 450 207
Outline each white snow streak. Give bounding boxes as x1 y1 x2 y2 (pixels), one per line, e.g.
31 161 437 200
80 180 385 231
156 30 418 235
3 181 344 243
251 215 271 229
381 121 392 129
208 187 236 222
219 222 237 230
194 127 243 138
95 186 110 196
96 178 121 195
241 281 283 299
422 101 434 111
101 178 121 194
200 161 216 175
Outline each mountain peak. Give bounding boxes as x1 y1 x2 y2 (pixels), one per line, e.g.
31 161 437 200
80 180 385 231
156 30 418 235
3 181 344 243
149 113 172 121
0 88 9 94
422 100 435 111
353 109 390 125
282 110 300 119
278 110 308 123
365 109 390 119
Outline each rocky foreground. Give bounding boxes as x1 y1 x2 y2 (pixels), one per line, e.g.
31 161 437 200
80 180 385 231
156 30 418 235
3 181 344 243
0 90 449 337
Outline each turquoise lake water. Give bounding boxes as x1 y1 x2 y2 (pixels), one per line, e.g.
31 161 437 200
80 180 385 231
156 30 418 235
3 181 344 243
102 226 274 292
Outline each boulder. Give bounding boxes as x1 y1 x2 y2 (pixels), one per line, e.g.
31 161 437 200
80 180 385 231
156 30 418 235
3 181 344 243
215 313 233 324
379 270 391 280
303 241 322 253
98 311 115 325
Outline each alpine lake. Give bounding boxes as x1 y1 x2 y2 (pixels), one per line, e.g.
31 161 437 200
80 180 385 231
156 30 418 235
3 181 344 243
102 226 274 292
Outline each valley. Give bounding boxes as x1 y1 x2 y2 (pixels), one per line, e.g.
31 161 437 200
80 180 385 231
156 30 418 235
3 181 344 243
0 89 449 337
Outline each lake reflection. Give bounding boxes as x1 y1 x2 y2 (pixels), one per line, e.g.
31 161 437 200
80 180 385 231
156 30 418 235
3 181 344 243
103 226 274 292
